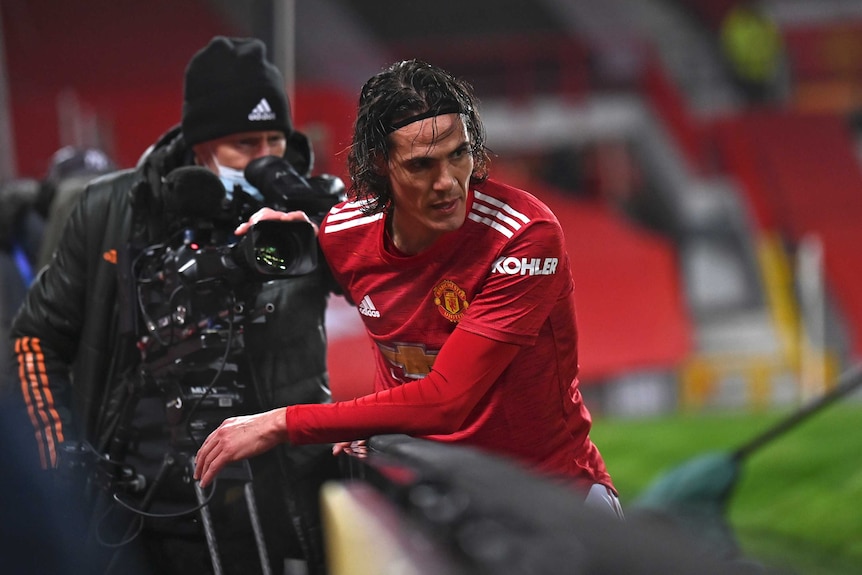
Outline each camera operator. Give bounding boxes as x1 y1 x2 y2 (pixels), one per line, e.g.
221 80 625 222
9 36 341 575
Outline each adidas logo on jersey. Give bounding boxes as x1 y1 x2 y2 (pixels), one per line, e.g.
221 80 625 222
248 98 276 121
358 295 380 318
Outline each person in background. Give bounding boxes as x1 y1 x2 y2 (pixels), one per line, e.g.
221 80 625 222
1 177 44 399
9 36 342 574
720 0 785 105
1 147 114 403
195 59 623 519
36 146 117 269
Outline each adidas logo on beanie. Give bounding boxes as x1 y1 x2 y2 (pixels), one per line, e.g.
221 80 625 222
181 36 292 147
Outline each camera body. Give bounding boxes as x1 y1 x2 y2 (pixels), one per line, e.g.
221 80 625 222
130 159 343 450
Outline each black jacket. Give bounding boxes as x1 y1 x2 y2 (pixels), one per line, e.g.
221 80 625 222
10 126 334 468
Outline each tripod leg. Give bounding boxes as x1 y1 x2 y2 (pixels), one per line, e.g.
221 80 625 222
243 470 274 575
193 478 225 575
190 458 274 575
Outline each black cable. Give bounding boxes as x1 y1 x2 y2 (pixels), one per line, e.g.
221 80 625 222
94 502 145 549
110 477 218 519
181 289 238 450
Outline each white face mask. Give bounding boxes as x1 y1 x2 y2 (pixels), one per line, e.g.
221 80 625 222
212 158 263 201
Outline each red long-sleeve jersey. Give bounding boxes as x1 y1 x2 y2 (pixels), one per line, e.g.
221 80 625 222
288 179 612 491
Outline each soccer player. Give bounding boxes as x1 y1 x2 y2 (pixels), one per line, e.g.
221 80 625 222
195 59 621 517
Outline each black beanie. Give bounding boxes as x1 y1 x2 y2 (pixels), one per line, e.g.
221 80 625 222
182 36 292 147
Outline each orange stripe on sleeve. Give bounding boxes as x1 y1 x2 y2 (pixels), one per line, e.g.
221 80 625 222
16 336 63 468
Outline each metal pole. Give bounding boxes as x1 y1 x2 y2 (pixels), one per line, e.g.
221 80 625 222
734 362 862 461
243 473 273 575
273 0 296 113
797 233 826 400
0 6 18 179
194 476 225 575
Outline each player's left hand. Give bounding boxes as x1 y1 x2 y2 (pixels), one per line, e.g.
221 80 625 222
194 407 289 487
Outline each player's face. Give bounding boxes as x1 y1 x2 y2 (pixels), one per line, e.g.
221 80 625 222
194 130 287 171
384 114 474 255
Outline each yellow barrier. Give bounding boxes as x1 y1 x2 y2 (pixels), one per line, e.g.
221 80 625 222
321 481 457 575
679 232 839 410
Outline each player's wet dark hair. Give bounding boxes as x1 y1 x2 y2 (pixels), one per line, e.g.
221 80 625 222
347 59 489 214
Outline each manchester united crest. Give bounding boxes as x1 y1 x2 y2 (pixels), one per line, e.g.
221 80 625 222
433 279 469 322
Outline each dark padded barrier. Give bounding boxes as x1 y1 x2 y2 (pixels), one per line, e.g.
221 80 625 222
332 435 752 575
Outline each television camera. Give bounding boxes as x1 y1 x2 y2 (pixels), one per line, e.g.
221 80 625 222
79 157 343 573
132 158 342 446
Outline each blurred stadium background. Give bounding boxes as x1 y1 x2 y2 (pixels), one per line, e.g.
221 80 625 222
4 0 862 409
2 1 862 573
